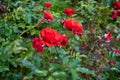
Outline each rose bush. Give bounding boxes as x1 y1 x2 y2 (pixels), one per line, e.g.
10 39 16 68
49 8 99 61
0 0 120 80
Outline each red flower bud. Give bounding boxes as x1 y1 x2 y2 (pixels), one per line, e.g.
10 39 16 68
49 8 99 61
44 11 54 21
44 2 52 8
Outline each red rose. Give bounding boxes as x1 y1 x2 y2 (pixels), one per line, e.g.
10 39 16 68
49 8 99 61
113 49 119 55
111 11 118 19
40 28 68 47
104 32 112 41
64 8 74 16
108 61 116 66
44 2 52 8
33 2 36 7
111 2 120 20
83 74 89 78
44 11 54 21
32 37 44 52
72 21 83 35
63 18 83 36
112 2 120 10
63 18 74 30
61 36 68 46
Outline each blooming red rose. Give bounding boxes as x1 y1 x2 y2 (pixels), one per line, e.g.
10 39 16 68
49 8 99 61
111 2 120 19
63 18 83 36
63 18 74 30
44 2 52 8
32 37 44 52
40 28 68 47
112 2 120 10
111 11 118 19
72 21 83 35
64 8 74 16
44 11 54 21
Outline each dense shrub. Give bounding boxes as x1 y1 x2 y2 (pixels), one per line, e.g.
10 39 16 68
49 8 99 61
0 0 120 80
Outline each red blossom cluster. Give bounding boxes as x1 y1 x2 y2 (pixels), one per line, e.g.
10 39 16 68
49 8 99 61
63 7 83 36
111 1 120 19
43 2 54 21
32 2 83 52
64 18 83 36
32 28 68 52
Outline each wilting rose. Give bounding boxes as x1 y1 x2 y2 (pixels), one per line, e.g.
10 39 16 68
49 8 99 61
40 28 68 47
104 32 112 41
33 2 36 6
113 49 119 55
83 74 89 79
40 8 43 12
32 37 44 52
44 2 52 8
63 18 83 36
44 11 54 21
64 8 74 16
60 18 65 23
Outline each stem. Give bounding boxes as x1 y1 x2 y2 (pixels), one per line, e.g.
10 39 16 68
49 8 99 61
19 23 39 36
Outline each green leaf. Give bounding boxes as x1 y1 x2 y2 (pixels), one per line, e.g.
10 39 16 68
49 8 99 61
58 48 68 54
46 76 55 80
13 47 28 53
23 75 33 80
76 67 95 76
34 69 48 77
18 23 25 29
70 59 80 68
70 68 78 80
49 64 65 72
79 55 88 58
0 66 9 72
52 72 67 79
21 60 36 70
31 29 37 35
75 34 80 40
62 56 69 64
